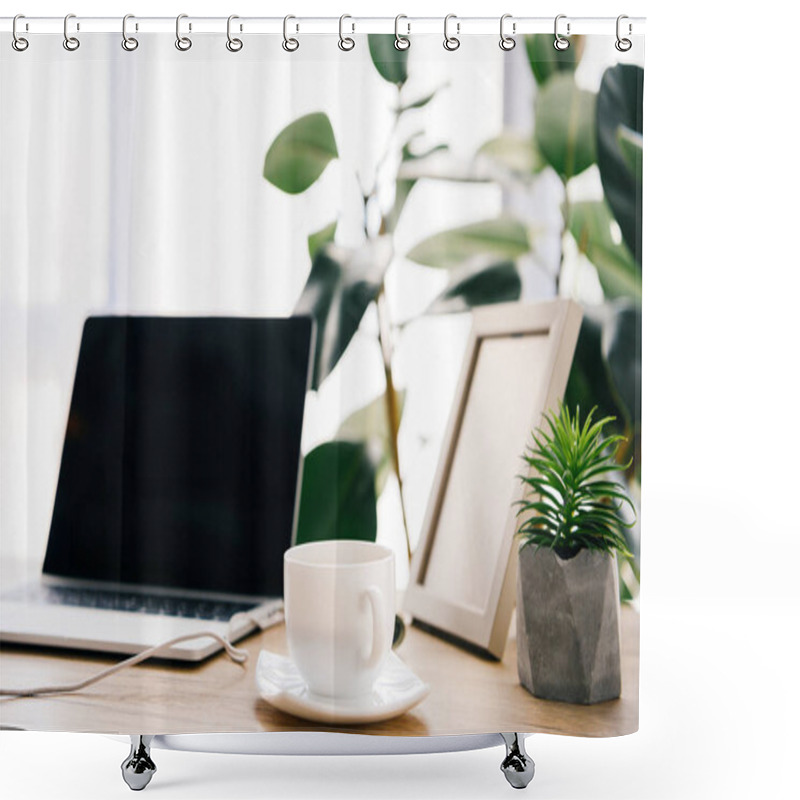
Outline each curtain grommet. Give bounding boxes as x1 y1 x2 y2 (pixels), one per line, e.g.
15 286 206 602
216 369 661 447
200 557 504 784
12 14 29 51
175 14 192 51
63 13 80 52
554 14 570 51
499 14 516 51
615 15 633 52
282 15 299 52
394 15 410 51
338 14 355 51
226 15 243 52
121 14 139 51
443 14 460 51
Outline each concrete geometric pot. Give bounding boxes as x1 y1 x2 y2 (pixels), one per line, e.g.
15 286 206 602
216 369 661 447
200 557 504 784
516 544 621 704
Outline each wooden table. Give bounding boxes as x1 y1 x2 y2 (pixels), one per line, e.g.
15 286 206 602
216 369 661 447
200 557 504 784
0 607 638 737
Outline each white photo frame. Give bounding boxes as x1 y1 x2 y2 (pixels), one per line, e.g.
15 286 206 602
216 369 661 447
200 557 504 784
403 299 583 658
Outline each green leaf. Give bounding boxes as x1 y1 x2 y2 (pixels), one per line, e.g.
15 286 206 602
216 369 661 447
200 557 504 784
385 178 415 234
384 140 449 234
602 301 641 433
478 133 546 176
307 221 337 260
368 34 408 86
294 238 393 390
406 218 530 269
397 90 439 113
535 73 596 180
427 262 521 314
402 139 448 162
596 64 644 265
617 127 643 177
263 112 338 194
295 441 377 544
568 201 641 300
337 391 400 443
524 34 585 85
564 311 624 435
336 390 406 497
516 403 634 557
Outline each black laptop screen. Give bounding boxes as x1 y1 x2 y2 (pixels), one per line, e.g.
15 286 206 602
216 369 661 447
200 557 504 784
42 316 312 597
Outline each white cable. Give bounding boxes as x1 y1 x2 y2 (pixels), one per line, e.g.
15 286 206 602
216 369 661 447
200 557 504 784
0 611 273 698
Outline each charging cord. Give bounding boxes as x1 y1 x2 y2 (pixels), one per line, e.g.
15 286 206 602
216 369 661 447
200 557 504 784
0 609 279 699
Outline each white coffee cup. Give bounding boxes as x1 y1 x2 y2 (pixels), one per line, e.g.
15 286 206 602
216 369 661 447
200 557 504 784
284 539 395 699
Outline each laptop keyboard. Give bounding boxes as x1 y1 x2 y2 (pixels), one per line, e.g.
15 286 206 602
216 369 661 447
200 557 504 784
7 584 260 622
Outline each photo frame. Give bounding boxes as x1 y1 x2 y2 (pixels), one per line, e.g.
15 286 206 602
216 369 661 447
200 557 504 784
403 299 583 658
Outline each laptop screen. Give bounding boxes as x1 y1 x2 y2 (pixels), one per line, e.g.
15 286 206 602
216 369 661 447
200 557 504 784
42 316 312 598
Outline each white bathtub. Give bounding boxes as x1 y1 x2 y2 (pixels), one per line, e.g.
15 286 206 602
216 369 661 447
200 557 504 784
115 732 535 790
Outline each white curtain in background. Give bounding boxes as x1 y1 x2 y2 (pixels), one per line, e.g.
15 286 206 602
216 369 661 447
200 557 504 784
1 34 510 576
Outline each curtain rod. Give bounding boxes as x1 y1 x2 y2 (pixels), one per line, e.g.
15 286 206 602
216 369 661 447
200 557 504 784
1 16 646 37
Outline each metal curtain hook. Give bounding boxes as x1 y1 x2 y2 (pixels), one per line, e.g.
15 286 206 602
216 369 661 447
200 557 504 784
499 14 516 51
176 13 192 51
122 14 139 51
554 14 570 51
338 14 355 51
12 14 29 52
63 13 80 51
227 15 243 51
615 14 632 52
394 14 410 50
443 14 460 51
283 15 299 52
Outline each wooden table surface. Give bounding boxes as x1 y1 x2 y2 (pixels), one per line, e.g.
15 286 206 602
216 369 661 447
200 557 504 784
0 607 638 737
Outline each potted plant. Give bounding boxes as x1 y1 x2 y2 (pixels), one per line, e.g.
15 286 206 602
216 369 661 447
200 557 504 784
515 404 635 704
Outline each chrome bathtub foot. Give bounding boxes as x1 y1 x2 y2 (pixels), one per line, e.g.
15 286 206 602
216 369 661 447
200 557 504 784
500 733 535 789
121 735 156 791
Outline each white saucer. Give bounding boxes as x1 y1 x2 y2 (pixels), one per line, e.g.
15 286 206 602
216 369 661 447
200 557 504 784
256 650 430 725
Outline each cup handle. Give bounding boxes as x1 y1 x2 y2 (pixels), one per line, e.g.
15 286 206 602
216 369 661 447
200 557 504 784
361 586 387 670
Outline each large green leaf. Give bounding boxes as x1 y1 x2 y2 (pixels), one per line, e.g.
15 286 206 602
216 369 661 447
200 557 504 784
564 310 623 433
294 238 393 390
617 127 643 177
368 34 408 86
535 73 596 180
295 441 377 544
427 262 521 314
406 218 530 269
307 220 337 259
602 301 641 433
596 64 644 265
568 201 641 300
478 132 546 176
524 34 585 85
263 112 338 194
337 390 406 497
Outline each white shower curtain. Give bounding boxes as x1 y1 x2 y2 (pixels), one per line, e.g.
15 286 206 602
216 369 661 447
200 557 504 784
0 21 642 747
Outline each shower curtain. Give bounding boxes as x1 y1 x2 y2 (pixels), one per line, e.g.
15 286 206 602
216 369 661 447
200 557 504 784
0 20 643 739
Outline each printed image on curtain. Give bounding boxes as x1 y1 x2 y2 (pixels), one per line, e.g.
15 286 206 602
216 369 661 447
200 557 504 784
0 20 643 790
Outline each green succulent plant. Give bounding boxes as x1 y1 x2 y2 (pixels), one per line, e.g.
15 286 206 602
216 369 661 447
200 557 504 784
517 404 634 560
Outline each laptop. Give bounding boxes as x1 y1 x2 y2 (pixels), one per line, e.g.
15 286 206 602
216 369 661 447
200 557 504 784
0 315 313 661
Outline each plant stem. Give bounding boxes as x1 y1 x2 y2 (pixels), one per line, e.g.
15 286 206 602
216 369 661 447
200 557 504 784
557 178 570 295
363 85 413 564
376 286 413 564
